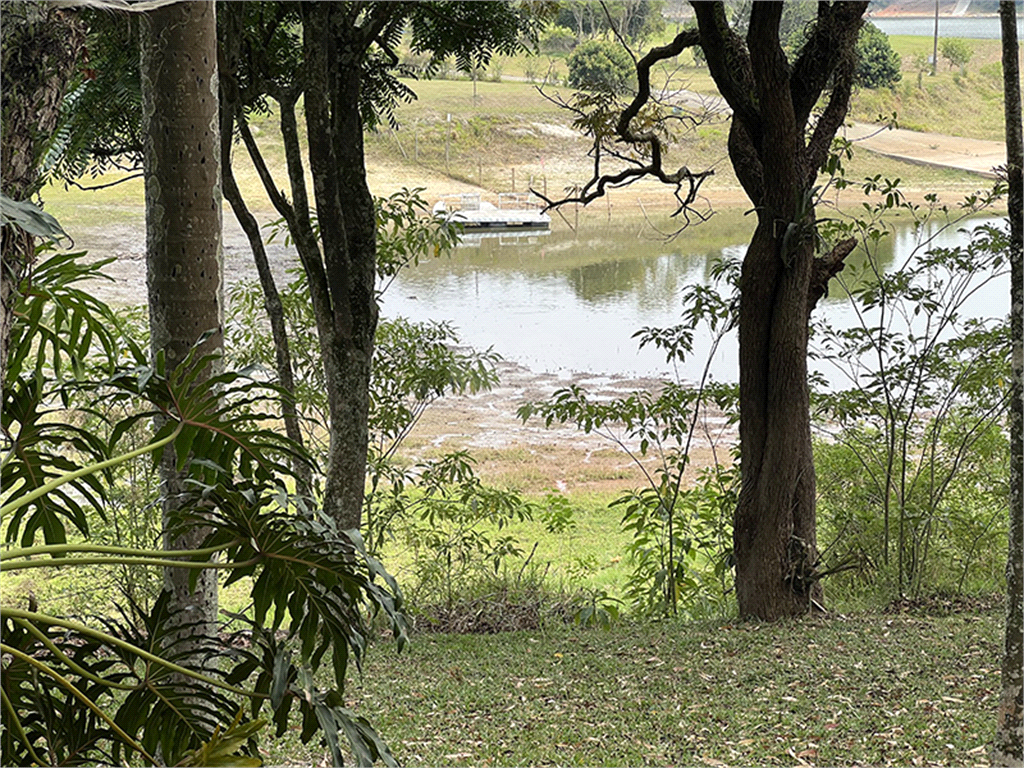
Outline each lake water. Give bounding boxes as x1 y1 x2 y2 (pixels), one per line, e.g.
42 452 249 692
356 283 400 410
379 210 1009 383
870 15 1023 39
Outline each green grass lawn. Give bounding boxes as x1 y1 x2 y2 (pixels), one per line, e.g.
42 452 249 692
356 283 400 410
850 35 1007 141
265 606 1003 767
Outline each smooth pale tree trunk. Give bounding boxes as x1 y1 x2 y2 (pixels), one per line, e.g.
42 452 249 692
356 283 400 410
140 0 222 640
0 3 85 387
691 1 867 620
995 2 1023 764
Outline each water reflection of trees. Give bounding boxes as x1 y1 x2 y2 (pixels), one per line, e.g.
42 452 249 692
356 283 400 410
401 215 988 310
565 252 705 306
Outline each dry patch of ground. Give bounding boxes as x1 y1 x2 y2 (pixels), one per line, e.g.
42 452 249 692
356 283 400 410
398 359 736 493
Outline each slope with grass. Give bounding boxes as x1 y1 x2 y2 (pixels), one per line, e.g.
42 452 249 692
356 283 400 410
265 603 1004 766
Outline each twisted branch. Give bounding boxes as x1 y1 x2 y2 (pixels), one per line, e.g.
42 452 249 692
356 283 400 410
532 28 714 219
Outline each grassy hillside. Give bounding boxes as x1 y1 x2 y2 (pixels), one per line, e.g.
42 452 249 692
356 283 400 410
850 34 1008 140
44 29 1003 226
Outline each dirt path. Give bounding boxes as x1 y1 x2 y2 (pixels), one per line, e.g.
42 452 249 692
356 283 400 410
843 121 1006 178
671 88 1006 179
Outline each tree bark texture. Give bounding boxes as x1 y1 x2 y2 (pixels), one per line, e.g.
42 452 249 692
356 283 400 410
996 2 1023 764
140 0 222 639
299 3 382 532
691 1 867 620
0 3 85 388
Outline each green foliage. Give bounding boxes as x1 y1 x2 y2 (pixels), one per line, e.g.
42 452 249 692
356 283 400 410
519 256 741 619
38 7 144 182
1 219 405 764
812 172 1010 601
554 1 665 45
234 188 476 476
369 318 499 455
409 1 550 77
0 193 70 243
570 586 623 629
54 3 550 177
385 451 535 608
539 24 577 54
566 39 637 95
2 247 137 547
939 37 974 74
375 188 462 288
233 194 502 592
230 187 568 628
815 419 1008 601
616 463 737 617
855 22 901 90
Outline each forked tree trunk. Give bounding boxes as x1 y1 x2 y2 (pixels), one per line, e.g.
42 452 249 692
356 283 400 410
692 1 867 619
140 0 222 639
300 3 380 532
217 3 387 533
995 1 1023 763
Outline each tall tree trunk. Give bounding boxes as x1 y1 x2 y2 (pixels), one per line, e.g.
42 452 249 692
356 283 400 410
692 1 867 619
996 2 1023 764
140 0 222 640
0 3 85 387
301 3 379 532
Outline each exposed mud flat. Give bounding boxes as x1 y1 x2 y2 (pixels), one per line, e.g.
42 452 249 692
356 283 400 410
401 357 737 493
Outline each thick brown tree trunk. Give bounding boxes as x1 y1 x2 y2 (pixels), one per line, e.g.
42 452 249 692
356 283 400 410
692 1 867 619
734 220 819 620
0 3 85 387
140 0 222 639
301 3 379 532
995 1 1023 764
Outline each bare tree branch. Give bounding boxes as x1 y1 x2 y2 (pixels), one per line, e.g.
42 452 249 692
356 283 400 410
532 28 714 220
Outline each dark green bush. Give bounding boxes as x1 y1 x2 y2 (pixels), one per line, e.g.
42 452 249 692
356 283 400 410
566 39 636 95
856 21 902 89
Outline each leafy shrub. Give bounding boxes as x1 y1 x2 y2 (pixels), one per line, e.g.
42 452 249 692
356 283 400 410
815 418 1008 601
1 236 406 765
617 462 737 618
566 39 636 95
813 172 1010 602
856 22 901 89
520 256 741 619
539 24 577 54
939 37 973 74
